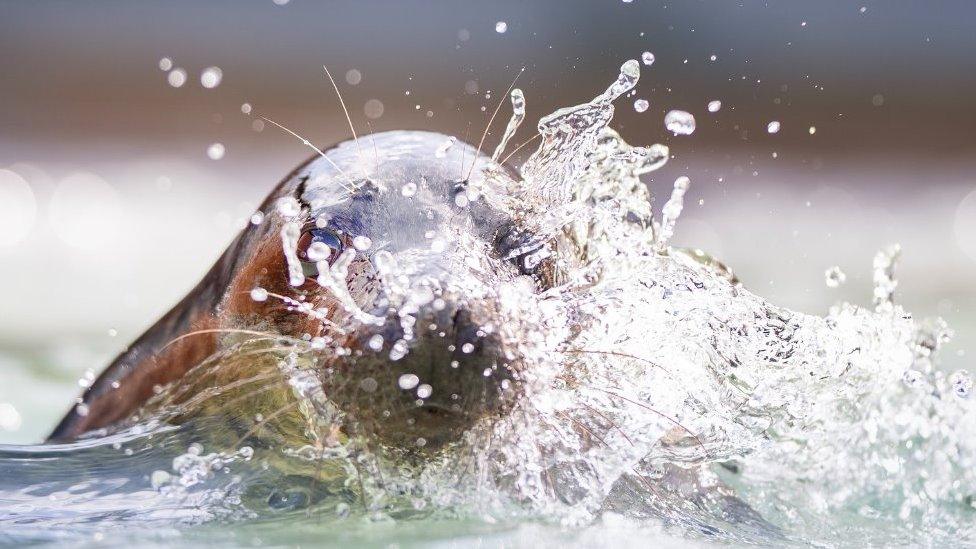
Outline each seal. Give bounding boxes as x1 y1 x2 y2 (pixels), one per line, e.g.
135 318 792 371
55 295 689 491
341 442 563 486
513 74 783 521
49 130 547 451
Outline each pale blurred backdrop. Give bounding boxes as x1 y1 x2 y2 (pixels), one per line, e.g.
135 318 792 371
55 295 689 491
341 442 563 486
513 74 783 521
1 0 974 442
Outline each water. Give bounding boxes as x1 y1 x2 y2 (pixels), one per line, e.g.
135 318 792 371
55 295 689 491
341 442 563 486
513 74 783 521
1 59 973 547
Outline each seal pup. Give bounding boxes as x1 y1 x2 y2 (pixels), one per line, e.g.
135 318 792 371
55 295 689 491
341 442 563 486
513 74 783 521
49 130 548 453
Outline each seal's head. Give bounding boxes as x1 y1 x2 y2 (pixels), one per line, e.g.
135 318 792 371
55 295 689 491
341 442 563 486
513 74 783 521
218 131 551 452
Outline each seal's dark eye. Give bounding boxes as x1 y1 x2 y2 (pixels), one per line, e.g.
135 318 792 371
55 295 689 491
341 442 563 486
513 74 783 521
297 226 344 276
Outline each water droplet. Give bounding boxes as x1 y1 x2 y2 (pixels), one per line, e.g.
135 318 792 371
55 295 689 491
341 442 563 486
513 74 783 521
664 110 696 135
353 235 372 250
398 373 420 390
809 126 817 135
200 66 223 89
345 69 362 86
0 403 22 431
368 334 384 351
250 287 269 302
641 51 655 66
707 100 722 113
950 370 972 399
871 93 885 107
633 99 649 113
167 68 187 88
390 339 409 361
158 57 173 71
75 403 90 417
150 470 171 489
417 384 433 399
401 182 418 197
495 21 508 33
276 196 301 217
824 266 847 288
767 121 781 134
461 342 475 354
250 211 265 225
709 54 717 61
241 103 252 115
206 142 225 160
435 136 457 158
364 99 384 119
306 241 331 262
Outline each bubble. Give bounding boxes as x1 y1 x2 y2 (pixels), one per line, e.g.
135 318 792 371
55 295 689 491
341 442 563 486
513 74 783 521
167 68 187 88
250 211 265 225
824 266 847 288
495 21 508 33
461 343 475 354
664 110 696 135
954 187 976 262
241 103 252 115
767 121 781 134
358 377 378 393
158 57 173 71
641 52 655 66
250 287 269 302
401 182 418 197
49 172 122 250
206 142 225 160
417 384 433 399
364 99 385 119
709 54 717 61
398 373 420 390
809 126 817 135
345 69 362 86
707 100 722 113
633 99 649 113
871 93 885 107
200 66 223 89
150 470 171 489
0 169 37 248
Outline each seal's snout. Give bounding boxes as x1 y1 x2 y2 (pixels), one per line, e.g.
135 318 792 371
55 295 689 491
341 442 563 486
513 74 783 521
333 295 518 451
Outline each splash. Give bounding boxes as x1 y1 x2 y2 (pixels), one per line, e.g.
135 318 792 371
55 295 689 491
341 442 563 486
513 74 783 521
2 59 972 547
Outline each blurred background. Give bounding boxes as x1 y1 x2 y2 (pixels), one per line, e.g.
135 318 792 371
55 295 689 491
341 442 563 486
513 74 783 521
1 0 974 442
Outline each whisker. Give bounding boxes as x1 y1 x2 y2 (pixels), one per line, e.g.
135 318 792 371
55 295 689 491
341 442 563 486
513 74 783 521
595 387 708 458
560 349 670 375
322 65 368 174
260 117 350 185
364 119 380 168
159 328 283 353
464 67 525 181
499 132 541 166
260 290 349 334
579 401 634 446
232 401 300 449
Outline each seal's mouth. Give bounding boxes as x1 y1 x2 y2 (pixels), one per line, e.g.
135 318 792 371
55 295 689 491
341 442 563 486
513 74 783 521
327 296 519 452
